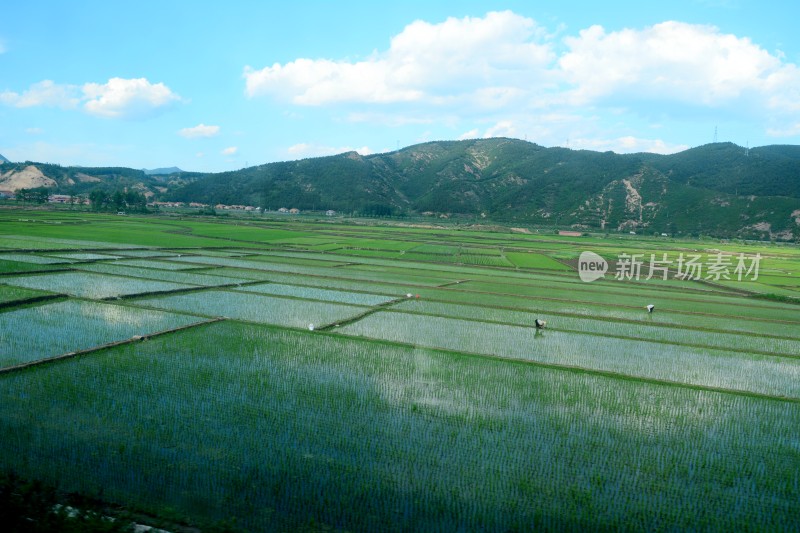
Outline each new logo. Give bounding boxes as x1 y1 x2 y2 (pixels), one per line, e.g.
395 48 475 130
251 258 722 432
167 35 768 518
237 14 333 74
578 251 608 282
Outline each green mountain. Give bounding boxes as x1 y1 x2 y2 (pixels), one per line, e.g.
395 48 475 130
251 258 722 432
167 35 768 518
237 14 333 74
167 138 800 240
2 139 799 240
0 161 200 198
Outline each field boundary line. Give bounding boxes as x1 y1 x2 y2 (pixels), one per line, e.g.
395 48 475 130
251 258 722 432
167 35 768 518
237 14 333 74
425 287 800 325
382 309 800 359
325 330 800 405
0 293 67 311
0 317 225 375
392 300 800 338
317 298 408 331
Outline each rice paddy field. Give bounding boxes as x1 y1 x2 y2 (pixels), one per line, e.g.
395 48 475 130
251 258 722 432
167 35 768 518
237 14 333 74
1 210 800 531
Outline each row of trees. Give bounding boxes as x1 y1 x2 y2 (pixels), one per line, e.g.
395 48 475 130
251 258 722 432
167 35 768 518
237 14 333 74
88 189 148 212
14 187 51 204
12 187 148 212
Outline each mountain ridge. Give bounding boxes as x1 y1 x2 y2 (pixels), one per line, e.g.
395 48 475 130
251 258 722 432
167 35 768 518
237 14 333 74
1 138 799 240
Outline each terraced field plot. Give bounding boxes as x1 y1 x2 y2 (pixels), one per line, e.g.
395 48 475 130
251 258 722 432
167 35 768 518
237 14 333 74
0 299 204 368
0 211 799 531
131 289 372 328
2 271 196 299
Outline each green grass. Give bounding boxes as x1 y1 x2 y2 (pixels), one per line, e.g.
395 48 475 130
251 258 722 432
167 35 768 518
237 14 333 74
0 284 53 305
1 209 800 531
1 321 799 530
3 271 196 299
0 299 203 367
131 289 370 329
505 251 571 270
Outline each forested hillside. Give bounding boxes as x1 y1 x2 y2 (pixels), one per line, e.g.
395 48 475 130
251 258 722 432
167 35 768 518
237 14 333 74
166 138 800 239
2 138 799 239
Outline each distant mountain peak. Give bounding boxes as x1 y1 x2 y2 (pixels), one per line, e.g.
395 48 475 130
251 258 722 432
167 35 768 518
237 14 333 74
142 166 183 175
0 153 10 163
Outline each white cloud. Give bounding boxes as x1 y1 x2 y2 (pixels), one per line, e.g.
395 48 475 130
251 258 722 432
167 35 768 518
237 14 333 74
0 80 80 109
82 77 181 119
243 12 800 147
221 146 238 156
286 143 373 159
244 10 553 106
178 123 220 138
1 77 182 120
572 136 689 154
25 127 44 135
559 21 792 108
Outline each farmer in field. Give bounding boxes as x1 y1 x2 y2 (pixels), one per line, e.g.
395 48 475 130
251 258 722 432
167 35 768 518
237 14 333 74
534 319 547 329
646 304 655 313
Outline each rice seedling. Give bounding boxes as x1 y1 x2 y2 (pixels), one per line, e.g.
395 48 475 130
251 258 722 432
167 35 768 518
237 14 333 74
0 299 202 367
0 284 52 306
2 271 196 299
390 299 800 356
112 259 202 270
0 321 798 531
43 252 123 261
76 263 246 287
0 253 74 264
234 282 398 306
338 311 800 398
131 289 370 328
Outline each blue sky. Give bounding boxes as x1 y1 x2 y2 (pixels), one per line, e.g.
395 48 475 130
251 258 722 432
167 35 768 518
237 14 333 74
1 0 799 172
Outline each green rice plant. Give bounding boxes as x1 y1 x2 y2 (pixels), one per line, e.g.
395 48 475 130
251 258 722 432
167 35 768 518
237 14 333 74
76 263 246 287
193 267 408 295
417 286 800 338
0 299 202 367
0 260 53 275
409 244 460 255
0 234 140 250
338 311 800 398
505 251 571 270
3 271 196 299
453 279 800 323
244 254 352 268
110 249 180 258
112 258 204 270
132 289 369 328
0 253 74 264
0 321 798 531
0 284 52 306
458 254 514 267
234 282 397 306
43 252 123 261
391 300 800 357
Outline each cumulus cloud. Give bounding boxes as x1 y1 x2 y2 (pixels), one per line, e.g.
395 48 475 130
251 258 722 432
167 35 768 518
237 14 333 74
558 21 793 107
178 123 220 138
0 80 80 109
243 12 800 144
244 10 553 106
221 146 238 155
1 77 181 119
83 78 181 119
571 136 689 154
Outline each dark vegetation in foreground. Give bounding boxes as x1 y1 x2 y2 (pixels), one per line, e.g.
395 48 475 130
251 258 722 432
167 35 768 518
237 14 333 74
0 470 242 533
